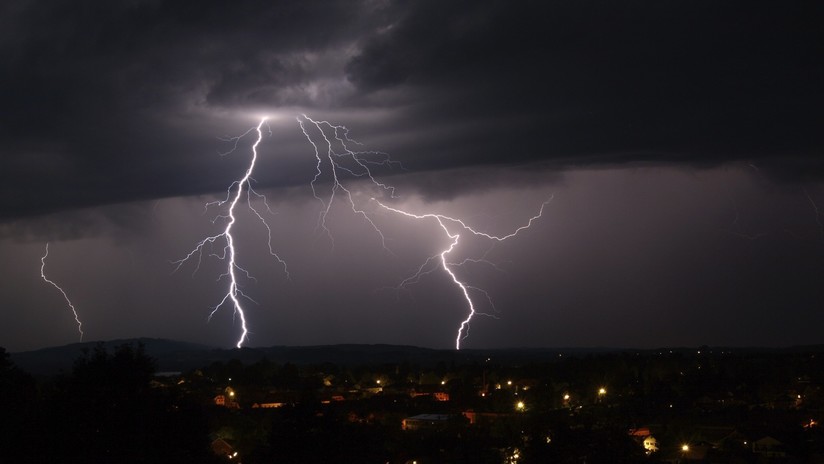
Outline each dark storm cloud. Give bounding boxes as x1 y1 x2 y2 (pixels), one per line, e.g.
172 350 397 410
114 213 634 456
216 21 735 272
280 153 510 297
0 0 377 220
345 0 823 167
1 0 821 222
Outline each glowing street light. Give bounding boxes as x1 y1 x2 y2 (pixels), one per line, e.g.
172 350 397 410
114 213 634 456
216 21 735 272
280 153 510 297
681 444 690 452
598 387 607 396
515 401 525 411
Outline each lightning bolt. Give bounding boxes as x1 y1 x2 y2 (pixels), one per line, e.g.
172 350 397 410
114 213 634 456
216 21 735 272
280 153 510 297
40 243 83 341
295 115 551 349
178 114 547 349
296 114 400 249
372 198 552 349
804 188 824 241
173 117 289 348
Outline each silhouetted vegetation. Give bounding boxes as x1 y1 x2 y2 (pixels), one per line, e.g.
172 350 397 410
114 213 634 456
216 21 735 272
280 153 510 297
0 347 37 460
2 343 219 463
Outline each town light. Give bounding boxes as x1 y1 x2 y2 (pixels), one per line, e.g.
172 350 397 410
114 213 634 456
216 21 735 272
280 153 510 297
598 387 607 396
516 401 525 411
681 444 690 452
563 393 570 401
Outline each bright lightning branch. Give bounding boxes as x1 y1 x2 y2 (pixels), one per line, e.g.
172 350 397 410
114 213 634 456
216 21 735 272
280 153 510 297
373 198 551 349
174 118 288 348
41 243 84 341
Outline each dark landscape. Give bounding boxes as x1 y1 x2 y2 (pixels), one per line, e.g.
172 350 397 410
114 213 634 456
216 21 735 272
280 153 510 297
3 339 824 463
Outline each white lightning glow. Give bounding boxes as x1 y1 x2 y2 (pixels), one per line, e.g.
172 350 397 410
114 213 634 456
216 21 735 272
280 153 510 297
176 114 548 349
173 117 288 348
296 114 399 249
295 115 551 349
373 198 552 349
40 243 83 341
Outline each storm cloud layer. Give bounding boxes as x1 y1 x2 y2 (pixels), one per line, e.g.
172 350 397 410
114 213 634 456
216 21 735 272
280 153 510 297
2 0 821 220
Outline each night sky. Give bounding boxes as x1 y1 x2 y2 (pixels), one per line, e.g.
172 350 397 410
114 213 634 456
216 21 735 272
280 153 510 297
1 0 822 352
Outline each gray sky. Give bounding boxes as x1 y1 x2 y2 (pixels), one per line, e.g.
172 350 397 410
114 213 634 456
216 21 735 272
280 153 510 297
1 0 822 352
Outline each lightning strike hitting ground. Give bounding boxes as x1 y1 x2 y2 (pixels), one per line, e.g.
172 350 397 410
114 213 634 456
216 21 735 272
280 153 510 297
173 117 288 348
178 115 548 349
296 115 551 349
373 198 552 349
40 243 83 341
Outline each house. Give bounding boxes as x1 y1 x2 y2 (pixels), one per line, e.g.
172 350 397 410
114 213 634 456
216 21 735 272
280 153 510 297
628 427 659 455
462 410 511 425
752 436 786 458
213 394 240 409
251 402 285 408
643 436 659 454
402 414 453 431
210 438 237 459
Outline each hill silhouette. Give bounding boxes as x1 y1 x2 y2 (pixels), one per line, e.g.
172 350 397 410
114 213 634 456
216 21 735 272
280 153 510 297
10 338 824 376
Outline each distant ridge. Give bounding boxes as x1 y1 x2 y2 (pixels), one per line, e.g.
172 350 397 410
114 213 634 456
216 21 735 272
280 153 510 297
9 338 824 377
10 338 216 376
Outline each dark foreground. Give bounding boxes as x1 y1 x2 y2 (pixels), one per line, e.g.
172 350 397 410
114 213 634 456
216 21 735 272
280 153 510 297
2 342 824 463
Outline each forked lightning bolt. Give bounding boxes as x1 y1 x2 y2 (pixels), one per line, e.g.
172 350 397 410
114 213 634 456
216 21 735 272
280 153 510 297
295 115 550 349
372 198 551 349
177 115 548 349
173 117 288 348
297 114 400 249
40 243 83 341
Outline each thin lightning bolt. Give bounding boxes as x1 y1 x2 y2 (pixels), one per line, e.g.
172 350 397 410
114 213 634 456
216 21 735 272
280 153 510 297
40 243 83 341
173 117 289 348
372 198 552 349
296 114 399 249
295 115 551 349
804 188 824 241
